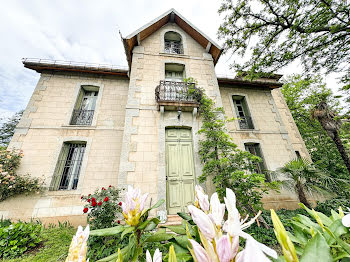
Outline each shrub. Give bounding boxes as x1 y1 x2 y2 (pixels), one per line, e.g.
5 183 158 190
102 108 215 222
0 221 42 259
0 149 43 201
315 198 349 215
81 185 122 229
245 208 308 247
81 186 124 261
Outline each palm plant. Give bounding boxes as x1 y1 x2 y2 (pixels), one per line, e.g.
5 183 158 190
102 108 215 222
271 157 342 208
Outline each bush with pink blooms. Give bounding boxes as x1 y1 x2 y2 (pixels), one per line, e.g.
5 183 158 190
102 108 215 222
0 149 43 202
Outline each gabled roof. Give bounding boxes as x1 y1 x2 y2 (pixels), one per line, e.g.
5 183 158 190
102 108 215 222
121 8 223 68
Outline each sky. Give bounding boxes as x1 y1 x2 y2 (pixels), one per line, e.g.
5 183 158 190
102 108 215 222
0 0 343 120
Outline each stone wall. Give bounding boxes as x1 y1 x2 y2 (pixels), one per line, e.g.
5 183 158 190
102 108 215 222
219 85 313 209
2 72 128 225
118 22 222 217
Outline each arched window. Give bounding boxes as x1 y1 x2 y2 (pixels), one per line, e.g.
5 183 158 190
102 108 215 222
164 31 183 54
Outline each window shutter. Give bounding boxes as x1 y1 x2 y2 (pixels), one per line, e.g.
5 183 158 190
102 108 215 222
50 143 69 191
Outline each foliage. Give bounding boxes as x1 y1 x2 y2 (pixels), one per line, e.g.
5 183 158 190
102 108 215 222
272 204 350 261
245 209 308 247
88 186 165 262
187 77 278 214
81 186 125 261
0 221 42 259
281 75 350 198
0 149 43 201
316 198 349 216
272 157 343 208
2 222 76 262
81 186 122 229
0 111 23 147
218 0 350 84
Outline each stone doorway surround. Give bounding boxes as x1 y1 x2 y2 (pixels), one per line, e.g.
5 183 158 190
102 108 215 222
157 109 202 221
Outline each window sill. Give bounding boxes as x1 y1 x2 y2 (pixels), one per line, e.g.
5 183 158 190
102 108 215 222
46 189 82 197
62 125 97 129
159 52 189 58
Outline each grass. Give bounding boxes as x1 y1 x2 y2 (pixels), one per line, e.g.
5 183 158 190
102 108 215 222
2 223 76 262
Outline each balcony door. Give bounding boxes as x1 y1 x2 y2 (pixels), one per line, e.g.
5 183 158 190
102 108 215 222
166 128 195 215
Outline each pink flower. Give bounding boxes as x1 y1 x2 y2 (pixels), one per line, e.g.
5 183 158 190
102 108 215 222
189 239 210 262
236 236 277 262
209 192 225 227
195 185 209 212
216 235 239 262
188 205 216 240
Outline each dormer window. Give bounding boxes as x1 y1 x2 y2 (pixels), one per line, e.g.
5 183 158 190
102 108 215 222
164 31 183 54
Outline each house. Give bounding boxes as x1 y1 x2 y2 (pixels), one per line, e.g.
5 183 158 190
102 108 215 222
1 9 310 225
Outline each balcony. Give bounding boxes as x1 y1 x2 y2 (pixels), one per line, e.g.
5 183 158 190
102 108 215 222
164 41 184 55
70 109 95 125
155 81 202 110
238 116 254 130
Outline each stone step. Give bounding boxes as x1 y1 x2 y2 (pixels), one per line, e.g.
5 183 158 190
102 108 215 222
161 214 183 226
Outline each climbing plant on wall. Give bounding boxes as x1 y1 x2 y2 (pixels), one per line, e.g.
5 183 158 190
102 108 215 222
185 78 279 215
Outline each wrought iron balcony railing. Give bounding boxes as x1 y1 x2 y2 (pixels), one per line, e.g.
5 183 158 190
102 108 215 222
70 109 95 125
155 80 202 104
164 41 184 54
238 116 254 129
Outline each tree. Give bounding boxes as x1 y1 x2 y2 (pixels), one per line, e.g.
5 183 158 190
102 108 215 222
0 110 23 147
218 1 350 172
218 0 350 82
272 158 342 208
282 75 350 175
190 79 278 215
311 102 350 173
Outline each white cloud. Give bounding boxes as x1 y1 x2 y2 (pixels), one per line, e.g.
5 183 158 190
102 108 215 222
0 0 343 118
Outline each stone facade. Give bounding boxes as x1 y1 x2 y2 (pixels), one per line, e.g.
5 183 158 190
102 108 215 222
2 10 310 225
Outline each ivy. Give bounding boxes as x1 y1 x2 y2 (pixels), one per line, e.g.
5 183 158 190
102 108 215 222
185 77 279 215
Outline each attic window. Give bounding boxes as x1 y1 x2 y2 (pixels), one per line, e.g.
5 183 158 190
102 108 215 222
164 31 183 54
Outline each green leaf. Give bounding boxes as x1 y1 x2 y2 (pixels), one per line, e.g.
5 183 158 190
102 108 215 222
90 226 125 236
161 225 186 235
168 245 177 262
145 232 174 242
177 212 192 221
97 251 119 262
328 219 348 238
174 235 189 248
324 227 350 255
150 199 165 210
121 226 134 239
300 233 332 262
145 220 158 231
299 204 332 226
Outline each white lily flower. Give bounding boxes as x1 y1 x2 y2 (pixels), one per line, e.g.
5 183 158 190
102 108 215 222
66 225 90 262
342 213 350 227
195 185 210 212
146 248 162 262
215 235 239 262
121 186 149 226
209 192 225 228
236 236 277 262
189 239 211 262
188 205 216 240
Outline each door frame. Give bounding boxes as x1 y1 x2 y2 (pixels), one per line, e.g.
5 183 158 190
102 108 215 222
165 128 196 214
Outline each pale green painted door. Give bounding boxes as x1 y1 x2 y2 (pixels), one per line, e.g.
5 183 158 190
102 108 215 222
166 129 195 214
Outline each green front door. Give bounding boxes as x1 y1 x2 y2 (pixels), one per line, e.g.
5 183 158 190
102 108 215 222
166 128 195 215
